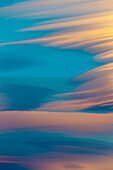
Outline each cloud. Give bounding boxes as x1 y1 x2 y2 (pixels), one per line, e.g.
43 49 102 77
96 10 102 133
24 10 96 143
25 154 113 170
39 63 113 112
64 164 84 169
0 111 113 135
1 1 113 114
0 1 113 170
0 152 113 170
1 0 113 62
0 0 113 19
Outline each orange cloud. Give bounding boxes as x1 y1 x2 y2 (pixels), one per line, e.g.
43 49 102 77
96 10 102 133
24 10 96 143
0 111 113 135
27 154 113 170
39 63 113 112
0 1 113 62
1 0 113 113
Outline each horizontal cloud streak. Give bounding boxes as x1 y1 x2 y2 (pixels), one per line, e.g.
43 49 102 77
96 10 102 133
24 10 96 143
0 1 113 170
0 0 113 62
27 154 113 170
0 0 113 19
0 0 113 113
0 111 113 135
39 63 113 112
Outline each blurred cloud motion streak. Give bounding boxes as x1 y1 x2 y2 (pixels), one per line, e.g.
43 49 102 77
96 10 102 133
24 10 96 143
0 0 113 170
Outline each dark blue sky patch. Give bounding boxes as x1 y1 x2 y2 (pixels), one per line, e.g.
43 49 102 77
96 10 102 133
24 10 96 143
0 84 53 111
27 136 113 155
0 44 44 73
81 104 113 114
0 131 113 157
0 163 27 170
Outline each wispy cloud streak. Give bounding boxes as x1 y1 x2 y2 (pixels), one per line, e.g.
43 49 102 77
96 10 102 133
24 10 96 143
0 0 113 111
0 111 113 135
39 63 113 111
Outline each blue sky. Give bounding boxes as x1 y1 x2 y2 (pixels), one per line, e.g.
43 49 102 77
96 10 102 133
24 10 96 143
0 0 113 170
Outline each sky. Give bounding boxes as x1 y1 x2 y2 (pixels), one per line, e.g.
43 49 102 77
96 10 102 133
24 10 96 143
0 0 113 169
